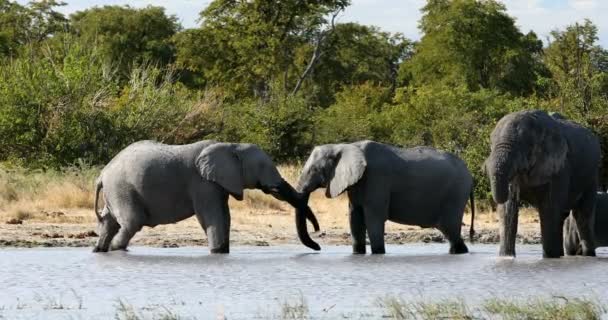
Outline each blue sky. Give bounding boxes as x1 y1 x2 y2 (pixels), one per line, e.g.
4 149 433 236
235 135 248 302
17 0 608 46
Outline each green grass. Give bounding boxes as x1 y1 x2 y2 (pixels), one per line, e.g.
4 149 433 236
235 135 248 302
374 296 605 320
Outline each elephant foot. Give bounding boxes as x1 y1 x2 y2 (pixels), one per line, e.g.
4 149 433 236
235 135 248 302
92 246 108 253
449 241 468 254
581 248 596 257
498 250 516 257
352 244 366 254
210 244 229 254
370 247 386 254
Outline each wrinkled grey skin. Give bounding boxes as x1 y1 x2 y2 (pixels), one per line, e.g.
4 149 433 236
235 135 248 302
484 110 600 258
296 140 475 254
93 140 320 254
564 192 608 255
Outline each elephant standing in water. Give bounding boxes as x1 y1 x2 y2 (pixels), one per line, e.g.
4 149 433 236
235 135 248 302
564 192 608 255
93 140 320 253
484 110 600 258
295 140 475 254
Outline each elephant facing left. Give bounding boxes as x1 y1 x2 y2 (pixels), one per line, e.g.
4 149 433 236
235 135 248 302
93 140 321 253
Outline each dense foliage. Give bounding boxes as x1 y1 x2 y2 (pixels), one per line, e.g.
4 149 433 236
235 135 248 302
1 0 607 203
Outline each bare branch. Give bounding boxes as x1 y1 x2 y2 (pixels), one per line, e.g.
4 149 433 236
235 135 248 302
291 9 341 96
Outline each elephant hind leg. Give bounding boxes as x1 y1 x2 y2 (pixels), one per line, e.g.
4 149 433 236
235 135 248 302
109 198 145 251
93 207 120 253
110 225 142 251
563 213 581 256
572 190 597 257
438 221 468 254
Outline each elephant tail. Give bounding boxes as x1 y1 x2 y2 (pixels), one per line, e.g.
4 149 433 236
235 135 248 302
469 189 475 243
94 178 103 222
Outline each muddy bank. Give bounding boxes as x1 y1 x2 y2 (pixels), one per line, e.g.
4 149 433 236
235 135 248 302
0 218 542 249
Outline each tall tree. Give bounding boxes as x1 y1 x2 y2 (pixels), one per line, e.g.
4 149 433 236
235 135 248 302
545 19 608 115
0 0 66 58
70 5 180 75
174 0 350 98
402 0 546 95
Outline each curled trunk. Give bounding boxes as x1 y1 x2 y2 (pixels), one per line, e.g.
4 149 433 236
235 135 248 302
267 181 320 251
295 193 321 251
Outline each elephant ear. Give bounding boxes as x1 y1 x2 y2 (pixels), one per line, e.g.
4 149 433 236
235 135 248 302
196 143 244 200
528 115 568 181
327 145 367 198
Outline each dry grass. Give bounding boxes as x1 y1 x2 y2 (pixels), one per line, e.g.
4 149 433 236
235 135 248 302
0 166 97 223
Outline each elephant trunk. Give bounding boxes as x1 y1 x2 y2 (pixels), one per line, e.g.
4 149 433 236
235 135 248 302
488 148 514 204
295 192 321 251
266 180 321 251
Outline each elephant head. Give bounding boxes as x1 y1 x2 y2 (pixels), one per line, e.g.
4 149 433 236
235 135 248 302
196 142 320 250
294 144 367 244
484 110 568 204
297 144 367 198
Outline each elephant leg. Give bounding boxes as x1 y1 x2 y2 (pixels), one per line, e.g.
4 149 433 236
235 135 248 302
563 213 582 256
498 198 519 257
438 223 468 255
109 199 145 251
363 202 387 254
111 225 142 251
93 207 120 253
349 201 366 254
538 201 565 258
194 189 230 254
572 190 597 257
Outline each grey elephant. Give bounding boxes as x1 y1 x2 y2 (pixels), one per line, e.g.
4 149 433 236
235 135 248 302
564 192 608 255
484 110 600 258
295 140 475 254
93 140 320 253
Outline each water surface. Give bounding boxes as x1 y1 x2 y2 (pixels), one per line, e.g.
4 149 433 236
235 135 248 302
1 244 608 319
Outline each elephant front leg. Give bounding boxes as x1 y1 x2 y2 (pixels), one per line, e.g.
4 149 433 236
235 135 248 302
498 198 519 257
349 202 366 254
195 192 231 254
572 190 597 257
538 202 565 258
363 202 388 254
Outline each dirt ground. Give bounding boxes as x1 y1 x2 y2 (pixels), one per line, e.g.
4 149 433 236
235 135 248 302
0 189 543 249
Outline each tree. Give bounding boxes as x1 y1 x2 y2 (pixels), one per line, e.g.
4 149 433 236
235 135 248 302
174 0 350 98
306 23 413 106
545 19 608 115
0 0 67 58
401 0 547 95
70 5 180 76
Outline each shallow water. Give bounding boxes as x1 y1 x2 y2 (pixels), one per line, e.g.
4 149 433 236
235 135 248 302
1 244 608 319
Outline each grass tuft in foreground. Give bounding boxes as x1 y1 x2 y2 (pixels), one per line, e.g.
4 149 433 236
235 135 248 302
374 296 604 320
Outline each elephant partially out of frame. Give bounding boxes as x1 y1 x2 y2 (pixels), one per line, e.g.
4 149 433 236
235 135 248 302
295 140 475 254
93 140 320 253
564 192 608 255
484 110 600 258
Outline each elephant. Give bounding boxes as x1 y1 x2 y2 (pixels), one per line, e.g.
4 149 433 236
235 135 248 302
484 110 600 258
295 140 475 254
93 140 321 253
564 192 608 255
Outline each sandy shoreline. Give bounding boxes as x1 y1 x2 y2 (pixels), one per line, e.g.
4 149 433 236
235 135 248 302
0 194 543 249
